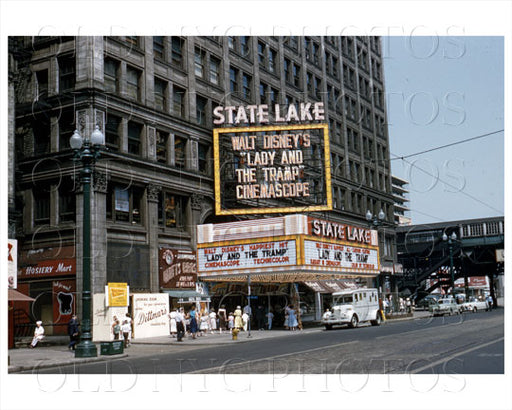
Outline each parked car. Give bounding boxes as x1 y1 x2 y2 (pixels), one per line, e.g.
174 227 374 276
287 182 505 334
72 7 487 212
429 297 461 316
462 297 489 313
416 294 442 310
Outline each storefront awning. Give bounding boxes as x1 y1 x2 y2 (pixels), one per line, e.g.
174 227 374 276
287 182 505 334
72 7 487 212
302 280 358 293
8 289 35 301
161 290 210 302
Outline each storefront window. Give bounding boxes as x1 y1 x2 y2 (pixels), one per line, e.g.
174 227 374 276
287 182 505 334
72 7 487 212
107 185 143 225
158 192 187 230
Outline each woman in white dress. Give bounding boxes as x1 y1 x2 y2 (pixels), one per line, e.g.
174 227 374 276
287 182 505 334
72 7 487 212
168 310 177 337
199 310 209 335
30 321 45 348
209 310 217 333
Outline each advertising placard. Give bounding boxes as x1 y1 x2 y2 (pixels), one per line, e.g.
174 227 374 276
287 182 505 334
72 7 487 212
19 258 76 279
159 248 197 288
132 293 169 338
107 282 129 307
197 239 297 273
303 239 380 273
213 122 332 215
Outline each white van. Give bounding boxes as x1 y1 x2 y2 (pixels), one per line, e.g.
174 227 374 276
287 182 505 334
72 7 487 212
322 288 382 330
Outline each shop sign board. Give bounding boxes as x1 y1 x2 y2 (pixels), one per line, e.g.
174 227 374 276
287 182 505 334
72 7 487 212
106 282 129 307
303 239 380 273
132 293 169 338
159 248 197 289
19 258 76 278
52 280 76 323
8 239 17 289
213 121 332 216
308 217 377 246
197 239 297 273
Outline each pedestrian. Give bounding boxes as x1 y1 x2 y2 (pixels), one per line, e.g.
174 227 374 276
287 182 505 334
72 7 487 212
29 320 45 348
242 310 249 331
176 308 185 342
112 319 121 340
125 313 132 344
209 309 217 334
67 315 80 351
199 309 209 336
228 312 235 333
266 310 274 330
406 298 412 313
255 305 265 330
168 309 177 338
486 294 493 309
121 320 131 347
287 305 298 331
234 305 243 330
217 305 227 333
284 305 290 329
188 305 198 339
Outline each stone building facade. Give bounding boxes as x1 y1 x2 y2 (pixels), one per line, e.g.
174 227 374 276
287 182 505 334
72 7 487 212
9 36 396 334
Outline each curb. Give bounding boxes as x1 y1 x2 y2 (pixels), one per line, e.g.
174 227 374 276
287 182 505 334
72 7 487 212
8 353 129 373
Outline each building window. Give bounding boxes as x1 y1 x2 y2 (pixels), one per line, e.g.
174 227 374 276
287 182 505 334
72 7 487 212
196 95 208 126
194 47 205 78
33 189 50 225
108 185 143 224
284 36 298 51
153 36 164 60
159 192 186 229
229 66 239 95
59 110 75 151
128 122 142 155
172 85 185 118
154 77 167 111
198 143 210 174
270 87 278 107
259 82 268 104
171 37 185 68
156 130 168 164
125 36 139 48
105 114 121 151
59 178 76 223
240 36 250 58
209 56 221 85
36 69 48 99
174 136 186 168
58 56 75 92
258 42 265 67
228 37 235 50
242 73 252 100
33 118 50 155
104 58 119 94
268 48 277 73
126 66 141 101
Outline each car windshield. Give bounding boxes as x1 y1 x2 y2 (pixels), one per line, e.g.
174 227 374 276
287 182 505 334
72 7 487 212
334 295 353 305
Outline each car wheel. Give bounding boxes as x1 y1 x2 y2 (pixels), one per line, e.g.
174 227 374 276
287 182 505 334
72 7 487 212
371 314 381 326
325 324 332 330
473 307 477 313
349 315 359 328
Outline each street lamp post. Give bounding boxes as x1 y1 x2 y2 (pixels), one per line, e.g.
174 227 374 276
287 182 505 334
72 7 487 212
366 209 386 306
442 232 457 295
70 125 105 358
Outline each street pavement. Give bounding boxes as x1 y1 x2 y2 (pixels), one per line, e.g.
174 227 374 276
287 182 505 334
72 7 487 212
7 310 432 373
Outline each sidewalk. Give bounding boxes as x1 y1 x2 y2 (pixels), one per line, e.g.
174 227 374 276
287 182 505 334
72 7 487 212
5 309 432 373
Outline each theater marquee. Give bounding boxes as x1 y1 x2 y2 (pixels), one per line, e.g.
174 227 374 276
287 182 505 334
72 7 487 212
213 122 332 215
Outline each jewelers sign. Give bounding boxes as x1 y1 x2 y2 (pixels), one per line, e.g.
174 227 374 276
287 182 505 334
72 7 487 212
213 106 332 216
197 239 296 273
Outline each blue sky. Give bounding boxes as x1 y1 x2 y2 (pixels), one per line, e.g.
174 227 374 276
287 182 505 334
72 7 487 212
383 36 504 224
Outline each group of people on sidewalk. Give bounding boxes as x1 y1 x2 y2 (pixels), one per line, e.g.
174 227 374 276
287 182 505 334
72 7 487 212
29 315 81 351
111 313 133 347
165 303 301 340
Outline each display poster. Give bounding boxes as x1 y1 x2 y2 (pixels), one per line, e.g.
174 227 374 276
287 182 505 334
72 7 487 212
303 239 379 273
197 239 297 273
107 282 129 307
19 258 76 278
52 280 76 332
159 248 197 288
115 188 129 212
132 293 169 338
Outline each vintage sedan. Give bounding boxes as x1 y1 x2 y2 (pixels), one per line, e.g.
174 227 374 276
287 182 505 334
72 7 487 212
429 297 462 316
462 297 490 313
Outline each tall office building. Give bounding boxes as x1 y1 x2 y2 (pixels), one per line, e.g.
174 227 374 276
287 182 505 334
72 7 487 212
8 36 395 335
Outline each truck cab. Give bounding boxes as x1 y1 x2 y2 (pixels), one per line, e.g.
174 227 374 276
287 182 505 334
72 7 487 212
322 288 382 330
